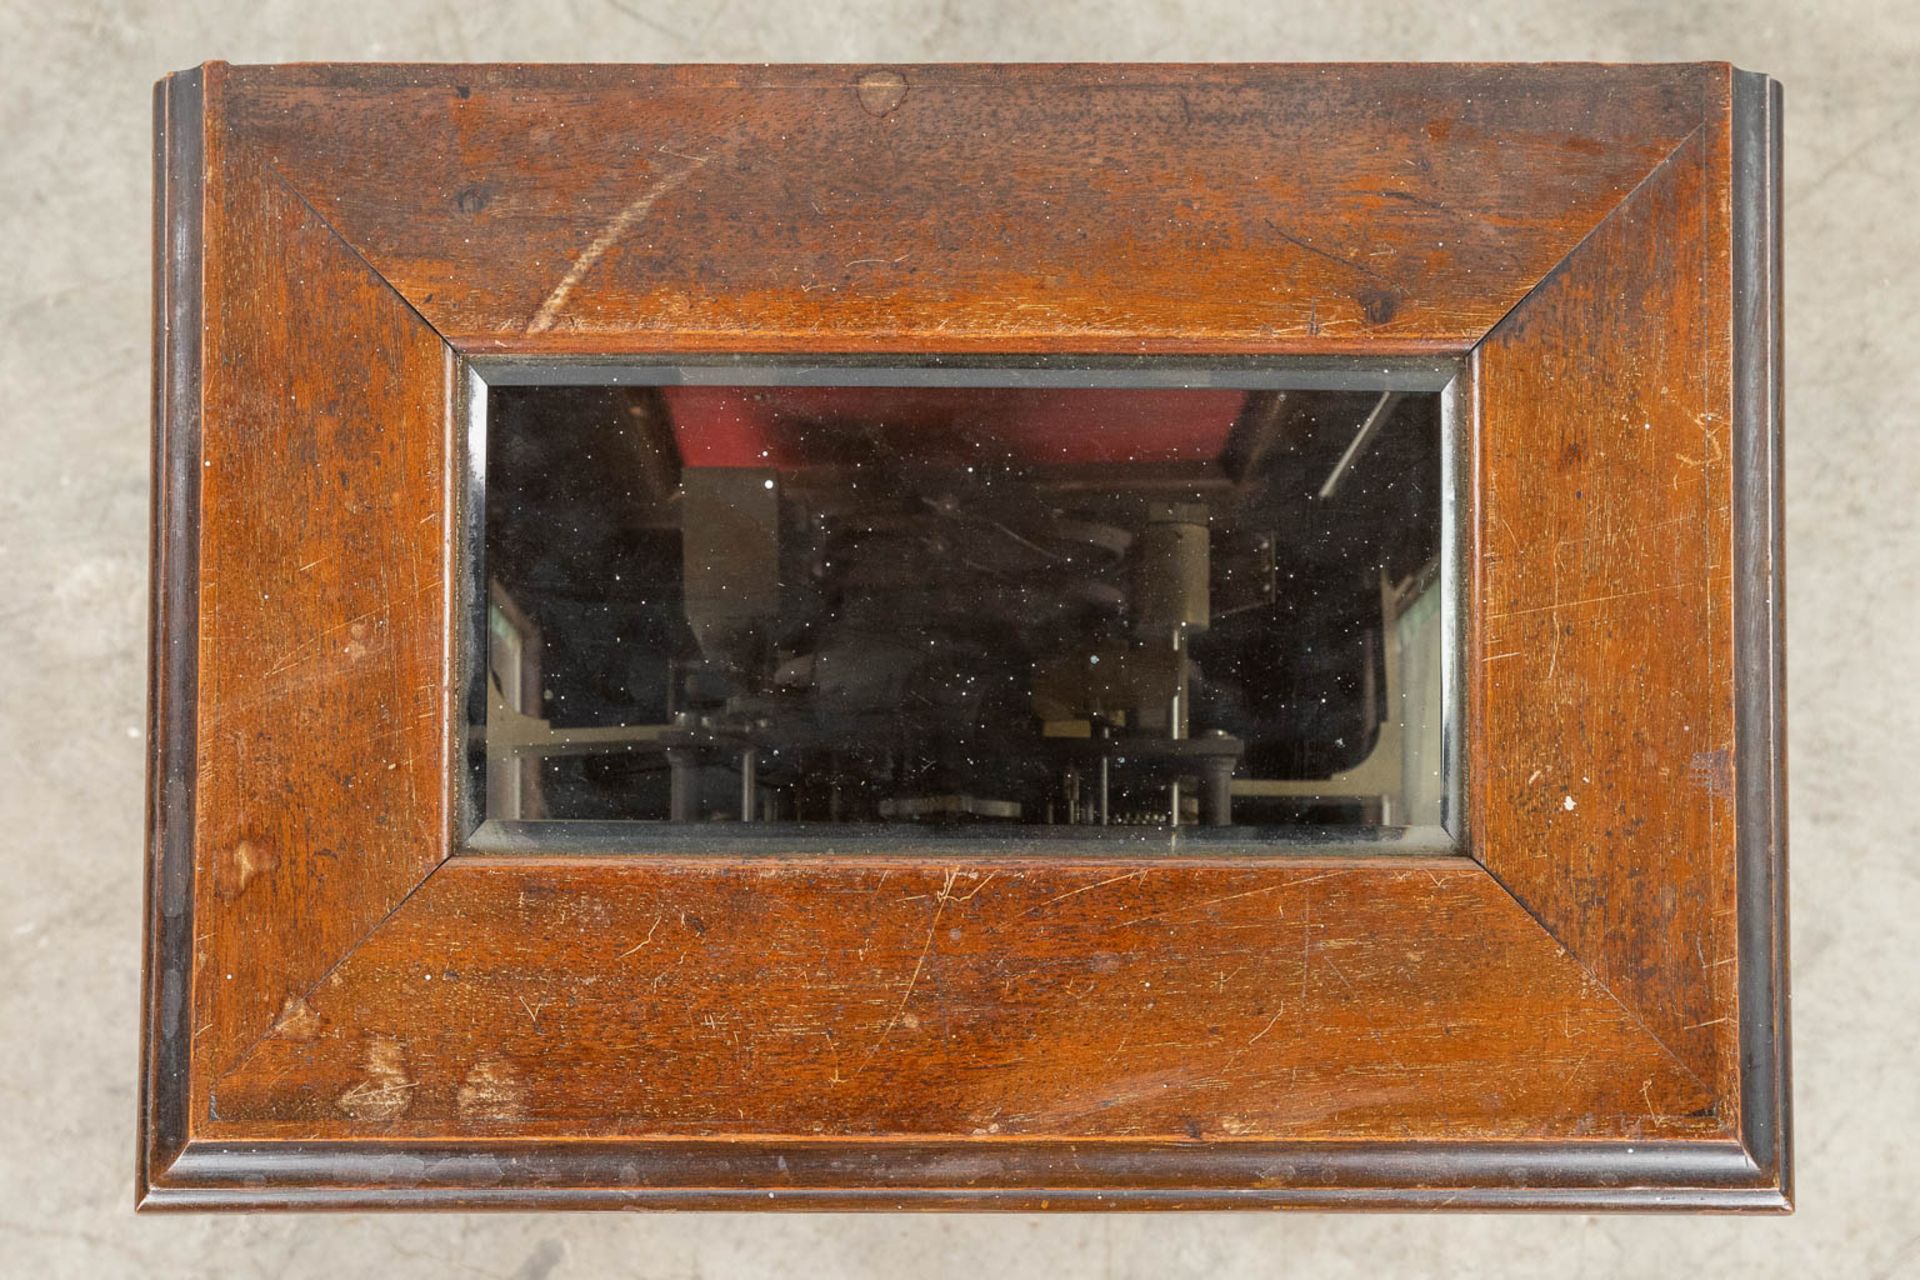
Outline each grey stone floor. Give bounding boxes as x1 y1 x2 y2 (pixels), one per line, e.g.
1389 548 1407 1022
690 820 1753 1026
2 2 1914 1276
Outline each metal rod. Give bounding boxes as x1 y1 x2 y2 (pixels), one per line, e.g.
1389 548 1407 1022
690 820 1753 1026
1318 391 1400 500
1098 751 1111 826
1202 757 1234 826
739 748 757 821
667 749 697 823
1171 628 1189 740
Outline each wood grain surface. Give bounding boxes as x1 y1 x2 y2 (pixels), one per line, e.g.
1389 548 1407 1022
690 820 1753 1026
221 62 1711 354
1477 115 1742 1112
187 68 455 1110
208 857 1717 1141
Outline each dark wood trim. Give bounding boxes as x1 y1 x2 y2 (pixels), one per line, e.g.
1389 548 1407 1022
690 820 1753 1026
139 65 205 1202
146 1137 1783 1212
1730 67 1791 1202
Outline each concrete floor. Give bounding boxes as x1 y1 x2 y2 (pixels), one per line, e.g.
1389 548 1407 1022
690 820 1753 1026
3 1 1915 1275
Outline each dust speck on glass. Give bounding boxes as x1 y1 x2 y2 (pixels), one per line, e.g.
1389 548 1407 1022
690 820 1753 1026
472 369 1453 851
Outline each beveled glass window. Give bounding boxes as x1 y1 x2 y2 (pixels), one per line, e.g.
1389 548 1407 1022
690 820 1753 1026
470 365 1457 849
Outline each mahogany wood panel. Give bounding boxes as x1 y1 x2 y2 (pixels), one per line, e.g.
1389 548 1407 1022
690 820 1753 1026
188 74 454 1104
1476 121 1740 1106
208 858 1715 1141
142 61 1787 1210
219 63 1712 355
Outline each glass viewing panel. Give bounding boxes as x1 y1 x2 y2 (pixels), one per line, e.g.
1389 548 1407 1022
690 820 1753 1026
479 378 1448 839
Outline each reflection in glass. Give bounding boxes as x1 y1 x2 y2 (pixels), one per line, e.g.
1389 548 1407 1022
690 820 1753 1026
481 380 1446 836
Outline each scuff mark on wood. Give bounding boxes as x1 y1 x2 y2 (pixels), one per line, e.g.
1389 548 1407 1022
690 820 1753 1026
457 1057 528 1121
273 993 321 1042
855 68 909 117
213 837 275 900
1687 748 1732 799
337 1038 416 1122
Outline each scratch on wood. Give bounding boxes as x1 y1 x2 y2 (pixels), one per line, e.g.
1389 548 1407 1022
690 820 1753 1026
1320 952 1408 1070
938 870 996 903
527 150 713 334
617 912 665 958
854 871 959 1076
1484 582 1688 622
1021 868 1148 916
1300 897 1312 999
1682 1016 1732 1030
1246 1007 1286 1045
1116 871 1339 929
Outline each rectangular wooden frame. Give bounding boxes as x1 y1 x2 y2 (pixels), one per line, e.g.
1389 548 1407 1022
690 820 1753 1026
142 62 1787 1210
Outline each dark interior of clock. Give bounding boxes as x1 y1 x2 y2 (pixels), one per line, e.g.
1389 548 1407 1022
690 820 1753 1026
480 379 1446 833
